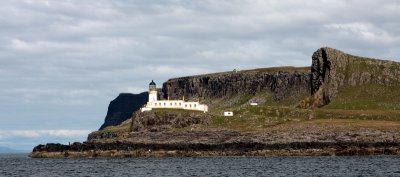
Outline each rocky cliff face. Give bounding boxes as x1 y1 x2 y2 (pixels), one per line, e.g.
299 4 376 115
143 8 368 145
99 92 148 130
311 47 400 107
162 67 311 102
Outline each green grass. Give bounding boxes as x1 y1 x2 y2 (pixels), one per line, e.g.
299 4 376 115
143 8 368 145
202 84 400 131
101 120 131 133
325 83 400 110
203 92 313 131
314 109 400 121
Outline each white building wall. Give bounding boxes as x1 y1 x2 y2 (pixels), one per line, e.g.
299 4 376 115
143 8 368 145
144 100 208 112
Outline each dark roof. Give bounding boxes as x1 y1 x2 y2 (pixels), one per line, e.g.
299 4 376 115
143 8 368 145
149 80 156 86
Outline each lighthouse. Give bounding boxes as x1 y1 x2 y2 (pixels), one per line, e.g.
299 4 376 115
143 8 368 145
141 80 208 112
148 80 157 102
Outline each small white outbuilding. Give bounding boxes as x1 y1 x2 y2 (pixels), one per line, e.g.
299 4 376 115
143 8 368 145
224 112 234 116
250 102 258 106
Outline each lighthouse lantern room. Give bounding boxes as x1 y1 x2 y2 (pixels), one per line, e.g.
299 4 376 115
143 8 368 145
148 80 157 102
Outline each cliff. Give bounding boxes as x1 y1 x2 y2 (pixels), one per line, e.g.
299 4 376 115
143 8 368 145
162 67 310 102
99 92 148 130
309 47 400 109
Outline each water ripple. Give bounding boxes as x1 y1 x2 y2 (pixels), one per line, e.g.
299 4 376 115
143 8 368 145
0 154 399 177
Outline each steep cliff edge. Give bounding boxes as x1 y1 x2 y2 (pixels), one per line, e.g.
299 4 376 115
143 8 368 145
310 47 400 109
162 67 310 102
99 92 148 130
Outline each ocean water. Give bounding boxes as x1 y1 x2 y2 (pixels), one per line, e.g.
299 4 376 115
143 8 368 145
0 154 399 177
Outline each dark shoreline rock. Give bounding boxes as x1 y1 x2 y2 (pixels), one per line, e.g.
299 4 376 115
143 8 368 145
30 141 400 158
33 141 400 152
33 127 400 158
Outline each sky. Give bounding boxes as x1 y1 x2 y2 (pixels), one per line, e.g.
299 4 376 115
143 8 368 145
1 0 399 151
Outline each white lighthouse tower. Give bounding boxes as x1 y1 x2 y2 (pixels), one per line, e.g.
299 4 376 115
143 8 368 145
148 80 157 102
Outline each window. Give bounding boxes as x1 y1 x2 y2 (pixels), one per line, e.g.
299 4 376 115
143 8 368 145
179 103 181 106
194 104 197 108
170 103 172 106
185 104 187 108
175 102 177 106
190 104 192 108
164 103 166 106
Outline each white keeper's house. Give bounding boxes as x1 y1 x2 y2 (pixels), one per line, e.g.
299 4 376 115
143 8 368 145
141 80 208 113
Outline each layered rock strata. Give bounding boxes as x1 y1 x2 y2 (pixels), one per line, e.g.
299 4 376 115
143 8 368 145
31 128 400 158
310 47 400 107
162 67 310 101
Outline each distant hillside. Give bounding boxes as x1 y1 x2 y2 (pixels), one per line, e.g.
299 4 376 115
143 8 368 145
0 146 21 154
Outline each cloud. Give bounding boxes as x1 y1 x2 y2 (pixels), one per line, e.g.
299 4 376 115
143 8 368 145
324 22 397 43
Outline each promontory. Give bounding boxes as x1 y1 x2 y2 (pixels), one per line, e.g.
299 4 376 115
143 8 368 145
31 47 400 157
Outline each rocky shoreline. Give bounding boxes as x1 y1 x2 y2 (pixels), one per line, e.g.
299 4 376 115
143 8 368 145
31 123 400 158
30 141 400 158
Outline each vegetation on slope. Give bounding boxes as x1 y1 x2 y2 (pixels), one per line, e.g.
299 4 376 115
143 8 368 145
325 83 400 110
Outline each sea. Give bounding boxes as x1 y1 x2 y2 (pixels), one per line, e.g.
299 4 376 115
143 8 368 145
0 154 399 177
